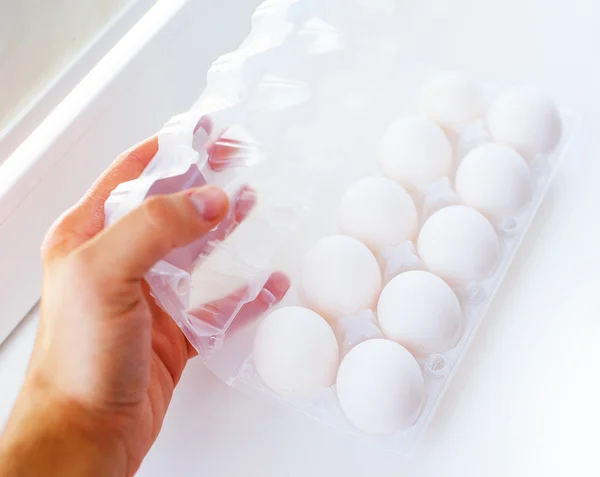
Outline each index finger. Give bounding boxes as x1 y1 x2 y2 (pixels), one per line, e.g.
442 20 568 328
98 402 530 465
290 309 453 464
43 136 159 260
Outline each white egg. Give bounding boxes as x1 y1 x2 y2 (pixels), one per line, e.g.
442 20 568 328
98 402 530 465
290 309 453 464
486 86 562 158
338 177 418 251
456 143 533 220
377 271 462 355
336 339 425 434
418 206 500 283
380 117 453 191
301 235 382 320
253 306 339 395
419 70 485 128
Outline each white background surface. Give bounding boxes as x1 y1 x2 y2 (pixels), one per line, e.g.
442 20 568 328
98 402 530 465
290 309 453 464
0 0 134 128
2 0 600 476
0 0 157 165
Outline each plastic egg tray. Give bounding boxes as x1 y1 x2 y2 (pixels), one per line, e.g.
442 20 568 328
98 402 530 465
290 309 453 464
104 0 576 451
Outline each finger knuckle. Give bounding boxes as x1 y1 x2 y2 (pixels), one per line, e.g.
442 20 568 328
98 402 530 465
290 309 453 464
141 195 186 250
65 247 99 285
39 208 77 262
143 196 177 232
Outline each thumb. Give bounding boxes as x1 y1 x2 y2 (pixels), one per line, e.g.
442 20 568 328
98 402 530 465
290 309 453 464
77 186 229 281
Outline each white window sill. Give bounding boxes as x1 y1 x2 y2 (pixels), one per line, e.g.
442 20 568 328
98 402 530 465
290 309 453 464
0 0 157 165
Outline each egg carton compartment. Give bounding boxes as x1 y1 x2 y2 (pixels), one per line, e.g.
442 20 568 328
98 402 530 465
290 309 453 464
104 0 577 452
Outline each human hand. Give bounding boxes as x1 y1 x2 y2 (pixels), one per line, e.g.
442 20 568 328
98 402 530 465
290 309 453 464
0 135 290 477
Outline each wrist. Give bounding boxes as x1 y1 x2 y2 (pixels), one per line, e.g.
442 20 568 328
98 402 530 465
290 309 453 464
0 372 127 477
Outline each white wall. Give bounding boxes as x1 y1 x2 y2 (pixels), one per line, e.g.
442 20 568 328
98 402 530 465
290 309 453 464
0 0 135 129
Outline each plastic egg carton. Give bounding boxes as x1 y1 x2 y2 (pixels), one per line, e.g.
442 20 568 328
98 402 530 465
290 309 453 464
104 0 576 451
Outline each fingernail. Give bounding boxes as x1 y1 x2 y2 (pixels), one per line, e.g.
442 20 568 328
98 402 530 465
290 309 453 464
194 115 213 135
189 188 226 221
235 187 257 217
260 272 291 306
258 288 277 306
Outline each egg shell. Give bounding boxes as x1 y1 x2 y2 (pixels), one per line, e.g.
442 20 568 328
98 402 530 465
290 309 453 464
486 86 562 158
253 306 339 395
338 177 418 251
336 339 425 434
418 205 500 284
377 271 462 355
301 235 382 320
419 70 485 128
456 143 533 220
380 117 453 191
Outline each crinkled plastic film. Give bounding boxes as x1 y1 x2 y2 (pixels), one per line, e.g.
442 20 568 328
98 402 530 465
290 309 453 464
104 0 577 451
